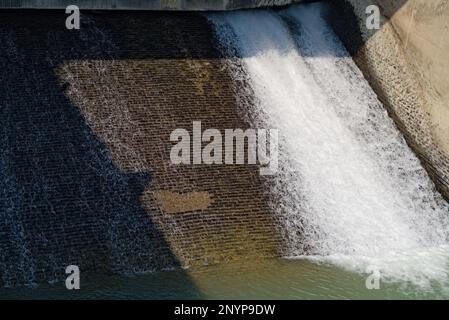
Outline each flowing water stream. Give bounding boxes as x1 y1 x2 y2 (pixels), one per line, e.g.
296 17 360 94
209 2 449 291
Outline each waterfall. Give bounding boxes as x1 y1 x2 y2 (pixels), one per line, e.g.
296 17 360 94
209 3 449 288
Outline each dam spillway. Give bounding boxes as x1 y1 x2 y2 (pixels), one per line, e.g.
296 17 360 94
1 1 449 297
210 3 449 287
0 9 280 287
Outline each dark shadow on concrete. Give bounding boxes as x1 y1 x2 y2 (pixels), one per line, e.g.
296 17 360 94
0 1 410 60
0 11 202 295
325 0 409 56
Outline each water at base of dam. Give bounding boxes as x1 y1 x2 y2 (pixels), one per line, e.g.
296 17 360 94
1 259 448 299
1 2 449 299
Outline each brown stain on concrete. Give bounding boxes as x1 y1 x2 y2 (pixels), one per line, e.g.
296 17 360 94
56 11 281 267
154 190 213 214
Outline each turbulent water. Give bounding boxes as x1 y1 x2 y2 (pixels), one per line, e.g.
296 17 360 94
209 3 449 290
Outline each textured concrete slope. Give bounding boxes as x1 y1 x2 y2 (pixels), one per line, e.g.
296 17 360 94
0 11 279 286
327 0 449 201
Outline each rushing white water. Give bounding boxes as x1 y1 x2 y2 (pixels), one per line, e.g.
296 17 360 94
209 3 449 289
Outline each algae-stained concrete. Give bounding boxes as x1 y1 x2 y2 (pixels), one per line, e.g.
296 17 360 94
328 0 449 200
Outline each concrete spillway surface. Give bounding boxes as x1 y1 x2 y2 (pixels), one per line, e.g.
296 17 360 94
0 4 449 298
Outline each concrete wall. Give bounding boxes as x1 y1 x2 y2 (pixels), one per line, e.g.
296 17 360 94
382 0 449 156
0 0 305 10
0 10 281 286
327 0 449 200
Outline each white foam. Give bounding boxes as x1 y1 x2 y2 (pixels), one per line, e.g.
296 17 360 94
209 3 449 289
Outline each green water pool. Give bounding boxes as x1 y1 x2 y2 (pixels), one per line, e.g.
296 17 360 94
1 259 447 299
